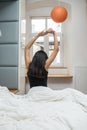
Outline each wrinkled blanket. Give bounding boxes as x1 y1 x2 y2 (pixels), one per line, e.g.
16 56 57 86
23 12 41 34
0 86 87 130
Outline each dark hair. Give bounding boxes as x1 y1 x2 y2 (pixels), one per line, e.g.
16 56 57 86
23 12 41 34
28 50 48 78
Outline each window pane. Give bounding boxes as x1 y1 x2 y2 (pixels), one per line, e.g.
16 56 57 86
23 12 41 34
49 36 60 65
31 19 45 33
49 50 60 65
33 37 44 56
47 18 61 33
49 36 60 44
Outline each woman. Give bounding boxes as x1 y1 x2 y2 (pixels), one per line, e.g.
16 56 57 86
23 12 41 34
25 28 59 88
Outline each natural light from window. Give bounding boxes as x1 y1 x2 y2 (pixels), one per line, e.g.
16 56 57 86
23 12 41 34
31 17 63 66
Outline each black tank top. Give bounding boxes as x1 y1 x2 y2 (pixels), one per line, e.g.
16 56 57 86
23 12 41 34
27 70 48 88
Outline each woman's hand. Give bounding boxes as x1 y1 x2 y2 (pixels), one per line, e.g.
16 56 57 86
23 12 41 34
38 28 55 36
38 28 55 37
46 28 55 34
38 30 48 36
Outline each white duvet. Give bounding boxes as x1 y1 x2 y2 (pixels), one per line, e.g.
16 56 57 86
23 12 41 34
0 86 87 130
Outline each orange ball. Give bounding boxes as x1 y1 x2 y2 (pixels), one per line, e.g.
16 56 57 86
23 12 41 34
51 6 68 23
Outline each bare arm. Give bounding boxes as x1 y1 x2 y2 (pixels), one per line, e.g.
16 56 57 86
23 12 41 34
45 29 59 70
25 30 48 69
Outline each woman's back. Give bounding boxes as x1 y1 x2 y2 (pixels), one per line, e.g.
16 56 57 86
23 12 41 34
27 69 48 88
25 28 59 88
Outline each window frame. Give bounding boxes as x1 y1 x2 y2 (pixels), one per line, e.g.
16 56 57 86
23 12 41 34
30 16 64 67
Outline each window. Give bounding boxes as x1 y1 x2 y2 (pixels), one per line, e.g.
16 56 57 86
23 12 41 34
30 17 63 66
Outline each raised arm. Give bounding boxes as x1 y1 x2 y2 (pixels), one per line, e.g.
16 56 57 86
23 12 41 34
45 28 59 70
25 30 48 69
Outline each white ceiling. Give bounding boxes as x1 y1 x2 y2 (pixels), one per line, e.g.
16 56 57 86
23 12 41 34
26 0 72 4
26 0 71 11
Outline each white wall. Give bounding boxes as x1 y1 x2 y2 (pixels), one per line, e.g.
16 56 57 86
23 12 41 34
25 0 87 94
49 0 87 93
72 0 87 93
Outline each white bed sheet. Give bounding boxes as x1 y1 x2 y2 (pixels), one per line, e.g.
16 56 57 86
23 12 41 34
0 86 87 130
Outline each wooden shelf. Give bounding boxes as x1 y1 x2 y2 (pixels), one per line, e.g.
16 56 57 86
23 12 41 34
48 74 73 78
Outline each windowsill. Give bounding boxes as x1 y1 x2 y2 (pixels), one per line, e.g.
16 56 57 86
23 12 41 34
25 67 73 78
25 74 73 78
48 74 73 78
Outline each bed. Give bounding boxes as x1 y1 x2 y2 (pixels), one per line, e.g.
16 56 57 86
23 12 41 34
0 86 87 130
